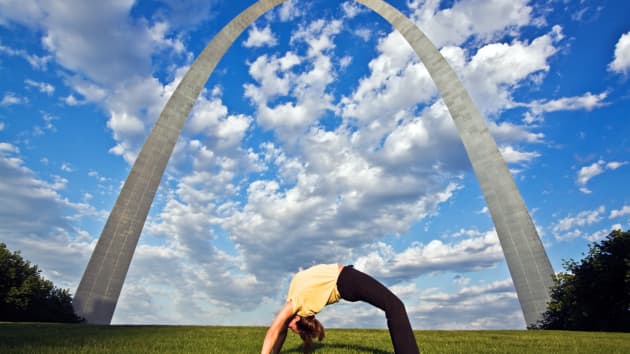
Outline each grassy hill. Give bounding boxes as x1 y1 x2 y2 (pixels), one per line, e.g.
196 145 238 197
1 323 629 353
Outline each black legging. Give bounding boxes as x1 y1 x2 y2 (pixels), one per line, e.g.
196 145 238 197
336 265 420 354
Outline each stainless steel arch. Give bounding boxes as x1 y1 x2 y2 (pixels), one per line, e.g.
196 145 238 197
74 0 554 327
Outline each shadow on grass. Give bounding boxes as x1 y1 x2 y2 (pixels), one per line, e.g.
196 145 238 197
283 342 393 353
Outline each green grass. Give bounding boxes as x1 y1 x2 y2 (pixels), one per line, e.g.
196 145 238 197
1 323 629 353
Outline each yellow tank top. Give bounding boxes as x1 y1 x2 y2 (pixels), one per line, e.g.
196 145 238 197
286 264 342 317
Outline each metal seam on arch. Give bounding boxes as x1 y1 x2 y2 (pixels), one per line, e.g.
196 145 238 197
74 0 554 327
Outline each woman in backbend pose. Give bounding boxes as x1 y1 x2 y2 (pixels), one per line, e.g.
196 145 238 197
260 264 420 354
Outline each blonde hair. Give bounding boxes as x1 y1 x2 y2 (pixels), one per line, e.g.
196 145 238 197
297 316 325 353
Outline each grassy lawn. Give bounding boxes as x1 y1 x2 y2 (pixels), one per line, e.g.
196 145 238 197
1 323 629 353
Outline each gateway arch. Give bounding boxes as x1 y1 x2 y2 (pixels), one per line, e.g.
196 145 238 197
74 0 555 327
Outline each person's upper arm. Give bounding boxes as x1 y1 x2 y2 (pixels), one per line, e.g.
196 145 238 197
261 301 296 354
270 301 295 330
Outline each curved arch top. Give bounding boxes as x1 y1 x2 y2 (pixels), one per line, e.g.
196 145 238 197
74 0 554 327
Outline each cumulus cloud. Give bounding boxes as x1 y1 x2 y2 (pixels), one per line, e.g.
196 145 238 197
409 0 534 48
609 31 630 75
463 27 561 114
36 2 155 85
244 19 341 144
187 91 254 153
339 18 561 171
243 25 278 48
277 0 302 22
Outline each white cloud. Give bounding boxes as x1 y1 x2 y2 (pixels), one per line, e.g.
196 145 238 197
187 96 228 134
489 121 544 143
60 163 74 173
27 0 185 88
243 25 278 48
577 161 603 186
25 79 55 95
244 53 295 104
105 75 176 163
499 146 540 164
341 2 365 19
0 121 5 131
0 0 44 26
576 159 627 193
0 144 96 288
354 28 371 42
244 19 342 144
354 229 503 283
339 19 559 173
0 43 52 70
606 161 628 170
147 21 185 54
64 95 80 106
64 76 108 103
409 0 534 48
107 112 145 140
0 92 26 106
340 30 436 124
551 206 605 241
464 28 561 114
525 92 608 123
610 206 630 219
409 279 524 329
584 224 622 243
277 0 302 22
339 55 352 70
609 31 630 75
220 118 463 278
292 18 343 57
0 142 19 153
187 93 254 152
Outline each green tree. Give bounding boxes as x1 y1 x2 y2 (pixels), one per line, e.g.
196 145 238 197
0 243 81 322
536 229 630 331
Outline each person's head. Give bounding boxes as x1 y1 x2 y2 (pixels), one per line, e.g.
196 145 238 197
287 315 325 353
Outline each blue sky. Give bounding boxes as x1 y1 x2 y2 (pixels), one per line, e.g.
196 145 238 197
0 0 629 330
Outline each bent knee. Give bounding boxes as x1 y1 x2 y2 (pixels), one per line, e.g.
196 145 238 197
386 296 406 314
